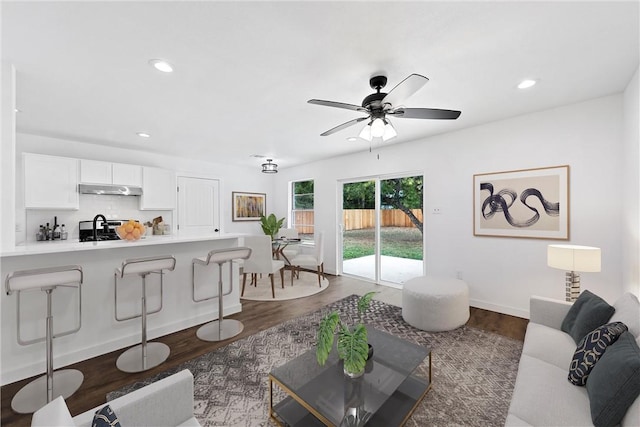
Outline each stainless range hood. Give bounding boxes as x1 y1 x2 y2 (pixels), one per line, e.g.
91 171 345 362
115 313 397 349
79 184 143 196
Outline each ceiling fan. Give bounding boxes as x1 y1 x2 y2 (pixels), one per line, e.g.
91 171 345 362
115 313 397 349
308 74 461 141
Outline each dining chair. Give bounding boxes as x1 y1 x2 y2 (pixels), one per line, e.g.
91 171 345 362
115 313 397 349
242 235 285 298
289 231 325 287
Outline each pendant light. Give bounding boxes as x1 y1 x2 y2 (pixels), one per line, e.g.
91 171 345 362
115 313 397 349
261 159 278 173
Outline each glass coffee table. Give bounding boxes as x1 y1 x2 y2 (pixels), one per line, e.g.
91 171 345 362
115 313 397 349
269 327 431 426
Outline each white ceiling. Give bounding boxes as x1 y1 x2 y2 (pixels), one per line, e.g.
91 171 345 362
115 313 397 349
2 1 639 170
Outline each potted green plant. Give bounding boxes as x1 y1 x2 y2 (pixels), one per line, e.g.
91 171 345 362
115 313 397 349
316 291 377 378
259 213 285 240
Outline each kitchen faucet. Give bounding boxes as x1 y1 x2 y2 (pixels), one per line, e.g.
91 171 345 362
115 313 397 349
92 214 108 241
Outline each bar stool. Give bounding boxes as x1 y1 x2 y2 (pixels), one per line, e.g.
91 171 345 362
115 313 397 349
114 255 176 373
192 247 251 341
5 265 83 414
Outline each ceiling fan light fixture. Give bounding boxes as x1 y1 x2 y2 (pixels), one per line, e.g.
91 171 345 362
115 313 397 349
382 121 397 141
370 118 385 138
261 159 278 173
359 124 372 141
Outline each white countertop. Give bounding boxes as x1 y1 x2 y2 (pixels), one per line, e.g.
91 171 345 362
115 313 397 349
1 232 245 257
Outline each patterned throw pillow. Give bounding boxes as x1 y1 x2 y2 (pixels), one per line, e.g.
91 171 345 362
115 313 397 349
568 321 628 386
92 404 121 427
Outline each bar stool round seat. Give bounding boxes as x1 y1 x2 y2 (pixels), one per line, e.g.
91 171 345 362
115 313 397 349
192 247 252 342
5 265 84 414
114 256 176 373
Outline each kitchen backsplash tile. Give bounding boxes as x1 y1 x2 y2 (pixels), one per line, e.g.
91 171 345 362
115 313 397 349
24 194 172 242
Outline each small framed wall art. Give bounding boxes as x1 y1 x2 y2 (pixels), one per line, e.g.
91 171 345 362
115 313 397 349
473 165 569 239
232 192 266 221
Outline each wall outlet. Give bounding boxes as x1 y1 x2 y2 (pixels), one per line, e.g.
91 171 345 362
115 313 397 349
432 207 442 215
456 271 463 280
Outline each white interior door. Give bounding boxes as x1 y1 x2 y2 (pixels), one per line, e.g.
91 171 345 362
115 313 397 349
177 176 220 234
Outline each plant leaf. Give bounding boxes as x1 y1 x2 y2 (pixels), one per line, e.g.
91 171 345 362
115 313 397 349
357 291 377 319
337 323 368 375
316 311 340 366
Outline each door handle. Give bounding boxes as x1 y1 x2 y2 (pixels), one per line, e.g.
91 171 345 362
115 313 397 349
214 228 219 232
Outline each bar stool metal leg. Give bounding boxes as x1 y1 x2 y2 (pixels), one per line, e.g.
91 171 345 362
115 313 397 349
196 261 244 341
193 247 251 342
116 272 170 373
11 289 83 414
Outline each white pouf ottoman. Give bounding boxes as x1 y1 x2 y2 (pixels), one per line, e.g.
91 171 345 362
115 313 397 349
402 276 470 332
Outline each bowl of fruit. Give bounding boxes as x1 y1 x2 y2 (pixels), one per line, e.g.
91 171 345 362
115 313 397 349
116 220 146 241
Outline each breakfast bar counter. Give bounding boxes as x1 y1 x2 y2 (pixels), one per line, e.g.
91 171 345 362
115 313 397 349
1 232 244 257
0 233 245 385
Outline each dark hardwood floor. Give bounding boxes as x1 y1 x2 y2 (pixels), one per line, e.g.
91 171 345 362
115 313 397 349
1 275 528 426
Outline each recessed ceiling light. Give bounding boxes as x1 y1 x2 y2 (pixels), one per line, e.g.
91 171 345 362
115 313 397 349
517 79 537 89
136 132 151 138
14 108 21 113
148 59 173 73
346 137 358 142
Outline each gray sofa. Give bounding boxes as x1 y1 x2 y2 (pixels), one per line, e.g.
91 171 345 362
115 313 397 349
506 293 640 426
31 369 200 427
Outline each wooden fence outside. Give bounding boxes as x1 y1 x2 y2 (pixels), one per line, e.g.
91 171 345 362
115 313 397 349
293 209 423 233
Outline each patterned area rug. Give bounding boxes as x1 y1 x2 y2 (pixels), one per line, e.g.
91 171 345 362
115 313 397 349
108 295 523 426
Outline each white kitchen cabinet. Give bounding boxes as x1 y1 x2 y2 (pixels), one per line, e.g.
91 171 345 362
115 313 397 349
112 163 142 186
139 166 176 210
24 153 79 209
80 159 111 184
80 160 142 186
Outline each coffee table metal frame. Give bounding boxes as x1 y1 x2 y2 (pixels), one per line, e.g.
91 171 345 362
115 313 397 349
268 328 432 427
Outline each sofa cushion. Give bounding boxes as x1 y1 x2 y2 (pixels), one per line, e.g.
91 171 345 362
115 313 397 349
586 331 640 427
610 292 640 339
31 396 75 427
92 405 121 427
507 354 592 426
522 322 577 370
561 290 615 344
568 321 628 386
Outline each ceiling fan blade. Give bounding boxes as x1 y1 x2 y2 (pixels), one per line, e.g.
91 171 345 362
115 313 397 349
381 74 429 107
390 108 461 120
320 117 369 136
308 99 368 112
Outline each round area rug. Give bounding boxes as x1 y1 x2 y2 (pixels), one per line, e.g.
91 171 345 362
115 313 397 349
240 270 329 301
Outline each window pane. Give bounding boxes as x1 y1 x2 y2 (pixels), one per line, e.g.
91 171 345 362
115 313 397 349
294 194 314 209
292 179 314 241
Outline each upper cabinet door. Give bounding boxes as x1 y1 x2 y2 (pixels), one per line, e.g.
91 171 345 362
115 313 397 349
139 166 176 210
24 153 79 209
112 163 142 186
80 159 112 184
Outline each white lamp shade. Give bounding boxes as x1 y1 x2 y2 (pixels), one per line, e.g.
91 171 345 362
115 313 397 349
547 245 601 272
370 118 385 137
382 121 397 141
359 124 372 141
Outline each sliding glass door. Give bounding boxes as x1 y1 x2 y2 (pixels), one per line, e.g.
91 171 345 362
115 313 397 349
341 174 424 286
342 180 376 281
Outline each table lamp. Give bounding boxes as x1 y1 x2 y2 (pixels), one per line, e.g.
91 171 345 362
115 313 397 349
547 245 601 302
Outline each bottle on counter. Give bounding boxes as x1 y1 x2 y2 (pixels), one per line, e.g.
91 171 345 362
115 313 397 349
36 225 45 241
45 223 51 240
61 224 68 240
53 224 61 240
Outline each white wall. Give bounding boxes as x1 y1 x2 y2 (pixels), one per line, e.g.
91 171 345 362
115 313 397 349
622 66 640 296
1 62 17 251
15 133 274 239
273 94 626 318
